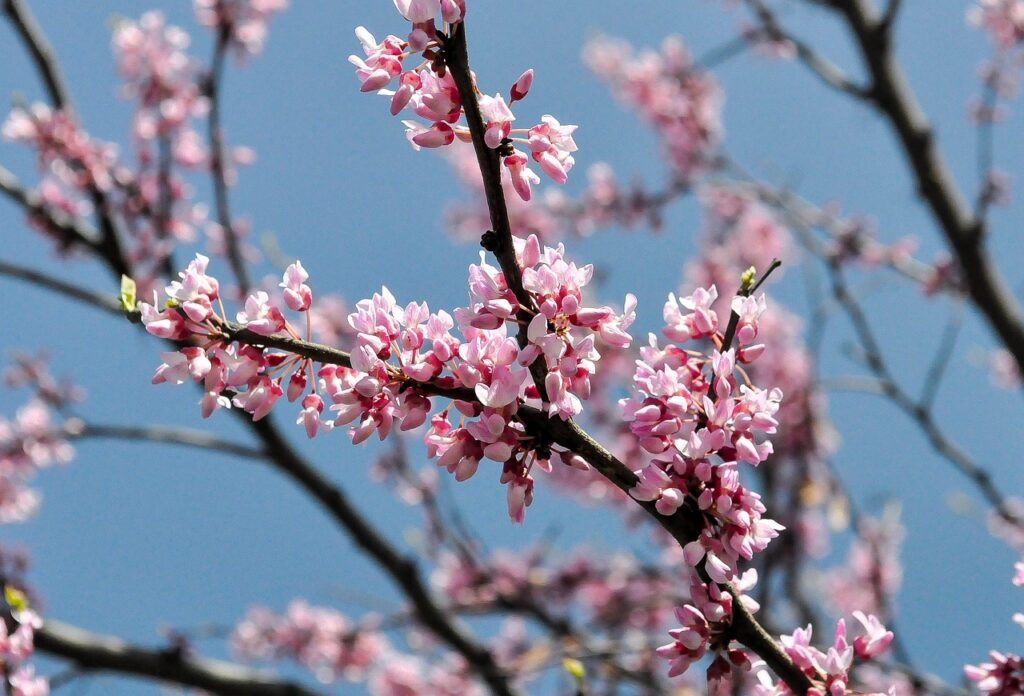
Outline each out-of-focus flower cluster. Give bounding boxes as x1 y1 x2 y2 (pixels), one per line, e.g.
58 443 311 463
584 34 722 180
232 600 482 694
2 4 282 297
194 0 288 58
0 356 82 524
349 2 577 202
969 0 1024 49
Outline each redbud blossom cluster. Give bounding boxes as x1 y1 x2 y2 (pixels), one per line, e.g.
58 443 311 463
0 399 77 524
2 105 118 194
348 1 577 202
141 240 634 523
743 613 894 696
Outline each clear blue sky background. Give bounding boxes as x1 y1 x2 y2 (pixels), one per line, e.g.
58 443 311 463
1 1 1023 694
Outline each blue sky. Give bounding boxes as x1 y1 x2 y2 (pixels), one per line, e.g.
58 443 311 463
1 1 1023 693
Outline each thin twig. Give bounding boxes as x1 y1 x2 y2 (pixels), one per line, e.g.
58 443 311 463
744 0 871 98
918 299 964 409
827 260 1024 530
206 27 251 295
76 423 266 460
36 618 325 696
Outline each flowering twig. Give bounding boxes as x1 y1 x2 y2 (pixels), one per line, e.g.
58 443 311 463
439 20 813 694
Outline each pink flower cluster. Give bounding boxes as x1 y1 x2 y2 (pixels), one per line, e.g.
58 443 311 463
143 243 633 523
655 567 759 679
349 2 578 201
142 254 316 424
742 614 895 695
0 399 79 524
232 600 482 694
969 0 1024 49
194 0 288 57
113 12 207 155
824 515 904 617
232 600 386 683
965 562 1024 694
583 34 722 179
2 105 118 193
968 651 1024 695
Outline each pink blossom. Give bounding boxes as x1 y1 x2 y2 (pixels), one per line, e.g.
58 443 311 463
510 69 534 102
280 261 312 312
236 291 286 335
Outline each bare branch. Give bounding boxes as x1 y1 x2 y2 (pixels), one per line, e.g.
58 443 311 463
826 260 1024 530
744 0 871 98
2 0 71 109
0 258 121 316
878 0 904 37
76 423 266 460
826 0 1024 382
919 300 964 409
36 618 324 696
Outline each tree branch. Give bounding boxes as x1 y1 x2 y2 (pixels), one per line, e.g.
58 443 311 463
0 258 121 315
205 27 252 295
828 0 1024 382
0 166 102 253
826 259 1024 530
2 0 70 109
744 0 871 98
76 423 266 460
36 618 324 696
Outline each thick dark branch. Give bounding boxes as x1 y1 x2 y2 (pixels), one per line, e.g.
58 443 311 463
245 417 521 696
2 0 70 109
36 619 323 696
443 23 550 399
830 0 1024 381
206 28 252 295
